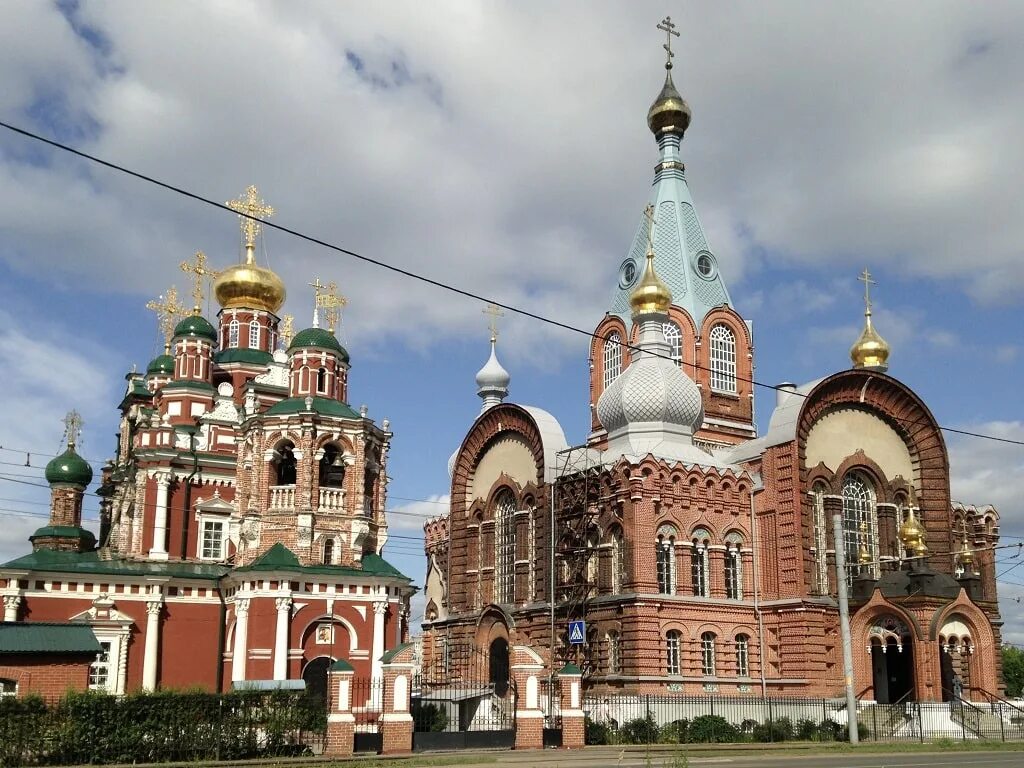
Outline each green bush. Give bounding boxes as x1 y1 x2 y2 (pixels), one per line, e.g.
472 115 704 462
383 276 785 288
585 715 615 745
659 719 689 743
621 714 659 744
688 714 740 743
752 716 794 742
411 701 449 732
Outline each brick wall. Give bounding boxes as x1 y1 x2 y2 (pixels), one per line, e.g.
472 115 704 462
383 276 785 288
0 654 92 699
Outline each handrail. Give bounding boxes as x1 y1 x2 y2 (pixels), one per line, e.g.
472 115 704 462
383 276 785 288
878 688 916 737
951 694 986 738
972 687 1024 718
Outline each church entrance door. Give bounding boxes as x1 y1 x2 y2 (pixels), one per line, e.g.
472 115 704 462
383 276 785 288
301 656 333 704
871 637 915 704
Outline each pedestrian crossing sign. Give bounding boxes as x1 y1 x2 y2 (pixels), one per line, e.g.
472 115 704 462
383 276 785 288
568 620 585 645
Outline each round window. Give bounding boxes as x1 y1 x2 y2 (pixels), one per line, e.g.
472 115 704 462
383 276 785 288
619 259 638 288
695 252 717 279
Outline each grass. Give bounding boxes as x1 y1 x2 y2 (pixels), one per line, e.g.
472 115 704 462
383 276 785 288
320 757 497 768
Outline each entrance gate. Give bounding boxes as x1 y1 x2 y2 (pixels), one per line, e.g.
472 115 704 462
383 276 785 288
412 642 515 750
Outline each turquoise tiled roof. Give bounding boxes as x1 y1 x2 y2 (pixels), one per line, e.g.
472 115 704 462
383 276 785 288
264 396 360 419
0 622 101 654
0 549 228 580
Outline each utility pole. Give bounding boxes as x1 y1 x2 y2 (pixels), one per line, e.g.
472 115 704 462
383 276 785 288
832 512 860 744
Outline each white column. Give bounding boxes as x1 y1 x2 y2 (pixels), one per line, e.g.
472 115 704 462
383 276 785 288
273 596 292 680
231 598 250 683
371 600 388 682
3 593 21 622
142 599 162 690
149 474 170 560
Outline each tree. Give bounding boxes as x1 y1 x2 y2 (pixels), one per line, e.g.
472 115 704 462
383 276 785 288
1002 645 1024 698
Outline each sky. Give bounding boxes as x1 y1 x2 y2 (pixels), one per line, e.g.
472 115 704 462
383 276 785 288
0 1 1022 641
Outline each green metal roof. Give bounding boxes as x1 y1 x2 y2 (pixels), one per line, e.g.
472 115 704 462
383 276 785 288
264 396 360 419
173 314 217 341
0 549 228 580
235 543 411 581
146 354 174 376
215 348 274 366
30 526 96 548
44 448 93 487
559 663 583 676
0 622 101 654
380 642 415 664
161 380 216 394
329 659 354 672
289 328 349 361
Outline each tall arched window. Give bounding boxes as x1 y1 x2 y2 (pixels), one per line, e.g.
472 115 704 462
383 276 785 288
316 367 328 394
274 441 297 485
735 634 750 677
662 322 682 364
691 529 710 597
811 484 829 593
701 632 717 676
248 320 260 349
603 332 622 389
656 525 677 594
843 472 878 578
493 491 516 604
322 538 335 565
666 630 681 675
607 630 620 674
228 318 240 348
610 529 624 593
724 536 742 600
708 324 737 393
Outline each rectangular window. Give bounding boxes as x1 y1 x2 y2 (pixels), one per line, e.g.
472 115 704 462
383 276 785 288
89 642 111 691
200 519 226 561
666 633 680 675
656 542 675 594
725 550 742 599
701 634 716 677
692 547 708 597
608 633 620 674
736 636 750 677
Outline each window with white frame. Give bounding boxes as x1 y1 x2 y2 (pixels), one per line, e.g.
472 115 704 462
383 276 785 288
708 324 737 393
493 491 516 604
228 318 240 348
725 536 743 600
666 630 681 675
603 332 622 390
607 630 621 674
248 320 260 349
199 517 227 561
656 525 677 594
89 641 112 691
811 484 829 593
663 322 682 364
316 367 328 394
735 634 750 677
0 678 16 697
701 632 717 676
691 529 710 597
842 472 878 579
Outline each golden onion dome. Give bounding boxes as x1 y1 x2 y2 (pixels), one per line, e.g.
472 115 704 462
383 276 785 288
629 249 673 316
647 68 691 137
214 250 286 313
959 536 975 567
850 308 890 371
899 506 924 549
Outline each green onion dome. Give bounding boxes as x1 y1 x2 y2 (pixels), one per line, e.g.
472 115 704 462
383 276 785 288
173 313 217 342
44 447 93 487
289 327 350 363
146 353 175 376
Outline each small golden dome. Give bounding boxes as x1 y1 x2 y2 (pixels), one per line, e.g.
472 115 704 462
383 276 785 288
214 250 286 313
850 309 890 371
959 536 975 567
647 69 692 137
630 249 673 316
899 505 925 550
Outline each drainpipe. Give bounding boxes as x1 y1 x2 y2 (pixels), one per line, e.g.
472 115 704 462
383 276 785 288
749 483 767 697
179 423 200 560
215 576 226 692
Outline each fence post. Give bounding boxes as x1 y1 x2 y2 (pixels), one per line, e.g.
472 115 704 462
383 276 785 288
1000 704 1006 742
768 698 774 743
871 705 877 742
918 704 924 743
558 664 585 749
323 660 356 757
511 645 545 750
379 645 416 755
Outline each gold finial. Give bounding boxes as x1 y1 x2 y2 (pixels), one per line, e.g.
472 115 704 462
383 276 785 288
629 206 673 316
959 533 976 570
656 15 680 70
61 410 83 450
146 286 186 346
858 520 872 565
318 281 347 334
279 314 294 348
850 267 890 371
483 303 504 343
899 502 927 557
180 251 221 314
226 185 274 262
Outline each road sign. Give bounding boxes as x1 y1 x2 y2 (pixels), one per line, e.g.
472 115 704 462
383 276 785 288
568 620 586 645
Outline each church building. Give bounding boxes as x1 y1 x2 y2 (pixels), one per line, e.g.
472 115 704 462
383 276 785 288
421 32 1002 706
0 187 414 698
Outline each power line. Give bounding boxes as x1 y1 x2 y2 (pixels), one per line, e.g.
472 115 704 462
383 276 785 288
0 119 1021 449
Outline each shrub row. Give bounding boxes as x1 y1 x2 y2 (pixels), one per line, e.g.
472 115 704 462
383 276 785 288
585 714 868 745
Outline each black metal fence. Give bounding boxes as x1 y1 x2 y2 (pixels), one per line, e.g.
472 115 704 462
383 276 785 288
582 693 1024 745
349 678 385 753
0 689 326 766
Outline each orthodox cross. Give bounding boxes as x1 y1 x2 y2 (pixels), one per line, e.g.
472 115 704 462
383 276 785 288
279 314 294 348
317 281 348 333
858 268 876 311
145 286 186 347
657 16 680 69
483 303 504 343
61 410 83 450
179 250 220 311
309 277 325 327
226 185 274 256
643 203 657 253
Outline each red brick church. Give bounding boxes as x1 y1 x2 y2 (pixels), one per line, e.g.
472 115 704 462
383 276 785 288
421 45 1002 706
0 187 414 698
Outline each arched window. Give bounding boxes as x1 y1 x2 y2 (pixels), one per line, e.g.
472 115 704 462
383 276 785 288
843 472 878 578
708 324 737 393
493 490 516 604
316 367 328 394
607 631 621 674
363 472 377 517
691 529 710 597
811 484 829 593
603 332 622 389
701 632 717 676
586 529 600 593
323 538 335 565
610 529 624 593
735 634 750 677
656 525 677 594
725 540 742 600
663 322 682 364
248 320 260 349
318 444 346 489
274 441 297 485
666 630 681 675
228 318 240 348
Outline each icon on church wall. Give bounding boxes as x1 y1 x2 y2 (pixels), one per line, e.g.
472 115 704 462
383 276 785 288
315 623 334 645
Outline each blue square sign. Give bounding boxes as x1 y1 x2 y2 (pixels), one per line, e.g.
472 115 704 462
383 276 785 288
568 620 586 645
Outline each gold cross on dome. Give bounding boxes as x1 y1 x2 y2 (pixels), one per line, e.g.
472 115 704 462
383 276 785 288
146 286 186 346
226 185 274 255
483 303 504 343
858 267 876 311
180 251 221 311
643 203 657 253
61 410 83 449
657 16 680 68
279 314 294 348
317 280 348 333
